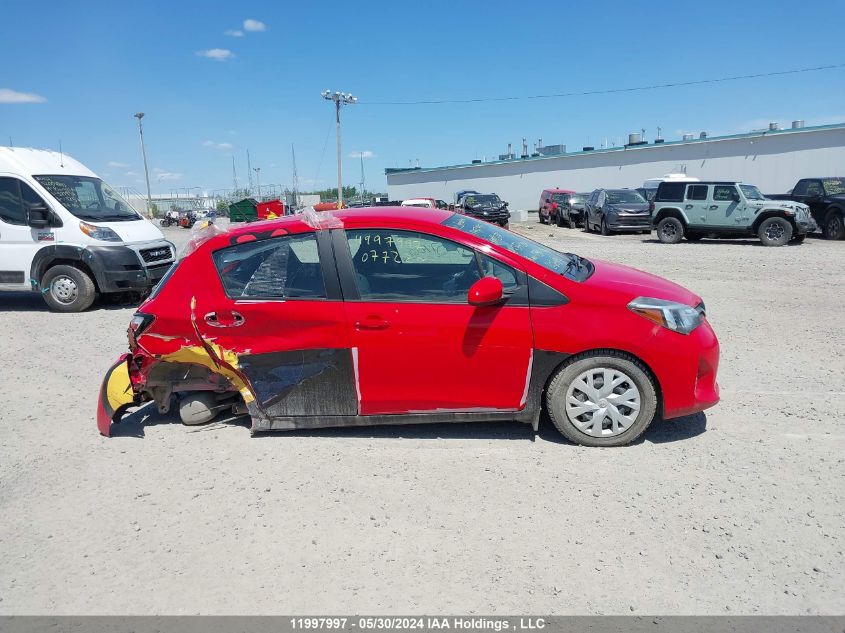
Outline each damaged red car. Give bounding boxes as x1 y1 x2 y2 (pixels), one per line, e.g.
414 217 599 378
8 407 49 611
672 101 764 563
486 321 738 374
97 207 719 447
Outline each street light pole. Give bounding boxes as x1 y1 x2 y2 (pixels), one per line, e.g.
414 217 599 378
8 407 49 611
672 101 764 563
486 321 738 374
321 90 357 208
133 112 154 219
253 167 262 200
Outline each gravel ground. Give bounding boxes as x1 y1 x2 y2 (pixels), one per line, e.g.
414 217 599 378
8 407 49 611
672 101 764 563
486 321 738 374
0 219 842 615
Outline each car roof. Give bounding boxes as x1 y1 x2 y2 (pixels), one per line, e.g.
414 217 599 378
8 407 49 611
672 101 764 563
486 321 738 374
657 180 739 186
0 146 97 177
544 189 576 194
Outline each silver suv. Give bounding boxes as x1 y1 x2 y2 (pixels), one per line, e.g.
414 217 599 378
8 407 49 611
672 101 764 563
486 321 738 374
652 181 814 246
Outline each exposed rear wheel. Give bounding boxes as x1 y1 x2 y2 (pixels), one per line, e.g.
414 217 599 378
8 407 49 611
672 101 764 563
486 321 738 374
657 217 684 244
758 217 792 246
41 265 97 312
546 352 658 447
823 211 844 240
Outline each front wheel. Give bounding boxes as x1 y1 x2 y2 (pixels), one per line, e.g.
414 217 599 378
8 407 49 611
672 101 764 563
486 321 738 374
546 352 658 447
538 209 546 224
600 217 611 236
41 265 97 312
823 211 844 240
656 217 684 244
758 217 792 246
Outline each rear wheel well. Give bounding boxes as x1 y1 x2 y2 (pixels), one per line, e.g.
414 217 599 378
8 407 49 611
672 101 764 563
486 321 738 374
824 205 844 221
543 348 664 418
654 208 686 226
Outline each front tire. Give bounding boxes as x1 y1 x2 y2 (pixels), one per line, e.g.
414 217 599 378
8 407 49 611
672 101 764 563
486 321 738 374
656 217 684 244
538 209 546 224
823 210 845 240
600 217 611 236
546 352 658 447
41 265 97 312
758 217 792 246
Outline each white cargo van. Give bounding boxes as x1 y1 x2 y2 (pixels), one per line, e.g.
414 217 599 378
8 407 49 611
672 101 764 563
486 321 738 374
0 147 175 312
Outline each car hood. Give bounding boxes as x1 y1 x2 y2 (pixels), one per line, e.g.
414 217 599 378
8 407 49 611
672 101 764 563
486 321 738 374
606 203 650 214
585 258 700 306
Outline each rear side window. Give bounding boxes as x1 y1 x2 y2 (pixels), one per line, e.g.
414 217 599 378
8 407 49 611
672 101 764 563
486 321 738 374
212 233 326 299
655 182 685 202
0 177 26 225
686 184 708 200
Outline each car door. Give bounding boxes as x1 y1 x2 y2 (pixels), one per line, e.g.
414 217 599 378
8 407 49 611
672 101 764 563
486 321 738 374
199 229 358 420
709 184 742 228
684 184 709 227
0 177 55 290
335 226 533 415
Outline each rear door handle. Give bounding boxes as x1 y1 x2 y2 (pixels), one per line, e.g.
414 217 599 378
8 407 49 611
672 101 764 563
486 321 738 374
685 204 694 209
355 317 390 331
709 205 719 210
204 310 245 327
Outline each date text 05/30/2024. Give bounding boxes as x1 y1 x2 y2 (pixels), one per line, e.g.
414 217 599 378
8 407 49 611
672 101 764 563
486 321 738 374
290 618 546 630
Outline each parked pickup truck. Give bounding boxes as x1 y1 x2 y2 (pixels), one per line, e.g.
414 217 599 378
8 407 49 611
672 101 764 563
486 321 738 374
652 180 815 246
768 177 845 240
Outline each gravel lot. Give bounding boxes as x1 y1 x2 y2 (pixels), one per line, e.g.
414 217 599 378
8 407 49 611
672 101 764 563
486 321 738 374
0 219 842 615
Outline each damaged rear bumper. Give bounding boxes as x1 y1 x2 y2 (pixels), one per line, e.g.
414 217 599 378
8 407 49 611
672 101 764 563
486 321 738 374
96 353 136 437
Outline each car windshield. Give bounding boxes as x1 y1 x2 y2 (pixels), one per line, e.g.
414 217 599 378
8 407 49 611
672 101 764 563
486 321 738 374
570 195 587 204
443 214 592 282
34 175 140 221
464 194 501 205
606 190 646 204
822 178 845 195
551 193 569 202
739 184 765 200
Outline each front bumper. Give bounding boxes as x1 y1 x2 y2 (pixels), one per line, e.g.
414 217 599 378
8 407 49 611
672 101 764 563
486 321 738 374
464 210 510 224
86 241 175 293
96 354 136 436
795 219 815 236
607 214 652 230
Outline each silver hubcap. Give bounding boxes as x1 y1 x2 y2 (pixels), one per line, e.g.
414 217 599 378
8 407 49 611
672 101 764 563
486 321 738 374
565 368 641 437
51 275 78 304
766 223 785 240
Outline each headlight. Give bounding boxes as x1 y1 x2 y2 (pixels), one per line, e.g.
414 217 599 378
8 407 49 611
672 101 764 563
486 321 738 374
628 297 704 335
79 221 121 241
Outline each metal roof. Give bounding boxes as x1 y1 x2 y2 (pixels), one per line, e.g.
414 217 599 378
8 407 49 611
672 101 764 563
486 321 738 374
385 122 845 176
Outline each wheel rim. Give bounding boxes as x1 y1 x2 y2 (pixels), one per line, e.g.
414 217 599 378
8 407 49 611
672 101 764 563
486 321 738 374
565 368 641 437
661 221 677 238
50 275 79 304
828 216 842 236
765 222 785 241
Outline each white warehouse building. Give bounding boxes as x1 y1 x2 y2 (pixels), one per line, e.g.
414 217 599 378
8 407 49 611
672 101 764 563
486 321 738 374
386 123 845 215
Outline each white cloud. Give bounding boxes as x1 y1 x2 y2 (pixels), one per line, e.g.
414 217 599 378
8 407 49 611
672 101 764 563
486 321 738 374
125 171 139 176
243 19 266 32
154 168 183 181
348 150 376 159
108 161 129 168
203 140 233 150
0 88 47 104
225 29 244 37
196 48 234 61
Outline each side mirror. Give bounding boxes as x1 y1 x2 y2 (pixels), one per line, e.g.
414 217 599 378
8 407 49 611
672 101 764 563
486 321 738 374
28 204 49 228
468 276 504 307
731 192 741 202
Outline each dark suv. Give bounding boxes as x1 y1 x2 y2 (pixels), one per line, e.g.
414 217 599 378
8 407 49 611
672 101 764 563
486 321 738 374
584 189 651 235
455 192 510 227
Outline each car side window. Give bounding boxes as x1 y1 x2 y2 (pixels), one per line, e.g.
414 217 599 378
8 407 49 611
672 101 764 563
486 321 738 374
212 233 326 299
345 229 481 303
804 180 823 196
687 184 708 201
479 253 518 291
713 186 735 202
0 177 27 226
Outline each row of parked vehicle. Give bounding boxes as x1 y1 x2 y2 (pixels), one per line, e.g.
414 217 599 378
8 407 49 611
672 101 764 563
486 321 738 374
538 175 844 247
401 191 511 227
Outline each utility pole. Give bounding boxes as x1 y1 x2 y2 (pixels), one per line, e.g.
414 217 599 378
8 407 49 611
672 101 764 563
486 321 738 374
359 151 365 204
291 144 299 210
232 156 238 194
321 90 357 208
133 112 154 218
247 150 253 194
253 167 261 200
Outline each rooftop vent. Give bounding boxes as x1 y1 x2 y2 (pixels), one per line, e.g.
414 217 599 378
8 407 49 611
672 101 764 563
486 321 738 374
792 120 805 129
769 122 780 131
471 159 482 164
700 131 707 139
582 146 594 151
682 134 694 141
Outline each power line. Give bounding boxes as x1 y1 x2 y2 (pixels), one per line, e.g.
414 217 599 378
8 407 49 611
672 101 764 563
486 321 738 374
362 63 845 105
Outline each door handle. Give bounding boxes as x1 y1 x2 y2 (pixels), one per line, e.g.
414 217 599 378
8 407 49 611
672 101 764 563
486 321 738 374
204 310 245 327
355 317 390 331
685 204 694 209
709 205 719 210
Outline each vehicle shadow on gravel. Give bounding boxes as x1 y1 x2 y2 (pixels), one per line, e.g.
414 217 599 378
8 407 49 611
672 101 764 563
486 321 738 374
109 402 707 445
638 238 806 247
0 291 142 313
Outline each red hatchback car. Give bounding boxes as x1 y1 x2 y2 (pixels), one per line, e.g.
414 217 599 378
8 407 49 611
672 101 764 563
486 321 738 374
97 207 719 446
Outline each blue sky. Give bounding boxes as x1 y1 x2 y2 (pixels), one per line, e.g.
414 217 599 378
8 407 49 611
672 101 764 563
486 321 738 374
1 0 844 195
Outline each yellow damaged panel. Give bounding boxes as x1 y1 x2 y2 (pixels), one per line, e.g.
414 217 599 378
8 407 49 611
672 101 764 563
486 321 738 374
160 343 255 403
105 360 135 412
